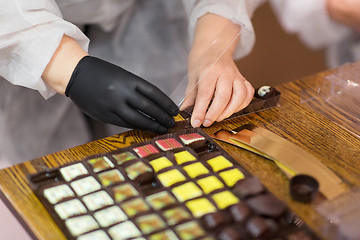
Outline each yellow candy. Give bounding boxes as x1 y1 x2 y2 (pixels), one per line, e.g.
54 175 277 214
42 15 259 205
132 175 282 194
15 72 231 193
219 168 245 187
197 176 224 194
172 182 202 202
185 198 216 217
183 162 209 178
174 151 196 165
157 169 186 187
207 156 233 172
150 157 173 172
211 191 239 209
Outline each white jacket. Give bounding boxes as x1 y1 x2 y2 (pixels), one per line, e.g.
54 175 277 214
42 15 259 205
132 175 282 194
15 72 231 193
0 0 264 165
270 0 359 68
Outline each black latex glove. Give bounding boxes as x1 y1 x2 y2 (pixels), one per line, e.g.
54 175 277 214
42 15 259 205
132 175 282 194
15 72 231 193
65 56 179 134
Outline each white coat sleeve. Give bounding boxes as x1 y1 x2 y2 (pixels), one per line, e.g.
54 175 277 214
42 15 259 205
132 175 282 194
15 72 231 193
0 0 89 99
269 0 353 50
182 0 266 59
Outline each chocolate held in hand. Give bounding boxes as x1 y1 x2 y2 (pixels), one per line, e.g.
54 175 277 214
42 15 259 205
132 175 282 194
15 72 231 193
255 86 279 100
179 85 281 122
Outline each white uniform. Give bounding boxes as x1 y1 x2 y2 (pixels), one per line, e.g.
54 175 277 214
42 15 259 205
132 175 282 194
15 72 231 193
269 0 360 68
0 0 263 165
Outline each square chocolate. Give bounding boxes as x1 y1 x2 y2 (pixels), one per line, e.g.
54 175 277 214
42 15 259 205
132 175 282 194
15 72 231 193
162 207 192 226
120 198 150 217
60 163 88 181
82 190 114 211
112 183 138 203
112 152 137 165
94 206 127 227
135 213 166 235
133 144 159 158
54 199 87 220
125 160 154 184
185 198 216 218
98 169 125 187
146 191 177 210
157 169 186 187
179 133 205 145
87 156 114 173
43 184 75 204
108 221 141 239
197 176 224 194
77 230 110 240
174 150 197 165
70 176 101 196
65 215 99 237
175 221 206 239
149 156 173 172
183 162 209 178
155 138 183 151
172 182 203 202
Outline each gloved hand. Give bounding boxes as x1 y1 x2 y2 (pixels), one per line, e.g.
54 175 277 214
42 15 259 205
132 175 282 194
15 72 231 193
65 56 179 134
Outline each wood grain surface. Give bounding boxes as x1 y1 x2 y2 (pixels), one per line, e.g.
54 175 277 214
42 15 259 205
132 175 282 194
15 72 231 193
0 62 359 240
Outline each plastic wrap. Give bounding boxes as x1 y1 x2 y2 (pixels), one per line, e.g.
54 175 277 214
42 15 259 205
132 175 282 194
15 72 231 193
300 62 360 138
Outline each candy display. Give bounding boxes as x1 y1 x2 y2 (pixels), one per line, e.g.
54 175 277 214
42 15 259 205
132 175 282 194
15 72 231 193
29 128 317 240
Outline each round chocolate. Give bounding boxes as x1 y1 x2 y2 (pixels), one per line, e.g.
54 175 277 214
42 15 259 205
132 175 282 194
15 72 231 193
246 193 287 218
246 216 272 238
254 86 278 100
290 174 319 203
228 202 251 223
201 211 232 230
218 226 245 240
233 177 265 199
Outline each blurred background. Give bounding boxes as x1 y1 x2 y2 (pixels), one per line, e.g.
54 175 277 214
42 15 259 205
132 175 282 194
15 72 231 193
236 2 327 88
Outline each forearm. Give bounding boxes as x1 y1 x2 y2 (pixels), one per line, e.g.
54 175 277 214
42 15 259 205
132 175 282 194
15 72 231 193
42 35 88 95
327 0 360 31
190 13 241 60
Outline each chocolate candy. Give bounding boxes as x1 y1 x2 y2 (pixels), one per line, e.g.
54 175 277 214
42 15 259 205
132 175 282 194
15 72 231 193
218 226 245 240
255 86 278 100
228 202 252 223
246 216 273 238
179 86 280 122
233 177 265 199
246 193 287 218
290 174 319 203
201 211 232 230
29 128 317 240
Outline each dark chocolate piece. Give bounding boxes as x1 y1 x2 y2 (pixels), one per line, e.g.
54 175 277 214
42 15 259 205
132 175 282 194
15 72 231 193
233 177 265 199
218 226 245 240
246 193 287 218
228 202 251 223
201 211 232 230
254 86 279 100
246 216 272 238
290 175 319 203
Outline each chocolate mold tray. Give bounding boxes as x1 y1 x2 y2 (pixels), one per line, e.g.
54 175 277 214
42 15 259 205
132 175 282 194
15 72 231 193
29 128 317 240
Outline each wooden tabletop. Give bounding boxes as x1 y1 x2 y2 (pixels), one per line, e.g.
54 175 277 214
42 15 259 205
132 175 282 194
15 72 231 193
0 62 359 240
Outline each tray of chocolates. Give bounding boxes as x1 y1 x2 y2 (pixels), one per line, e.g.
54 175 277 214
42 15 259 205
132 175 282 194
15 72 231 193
28 128 317 240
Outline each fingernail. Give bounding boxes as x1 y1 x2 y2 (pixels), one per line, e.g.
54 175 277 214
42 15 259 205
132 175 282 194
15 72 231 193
192 119 201 128
203 120 212 127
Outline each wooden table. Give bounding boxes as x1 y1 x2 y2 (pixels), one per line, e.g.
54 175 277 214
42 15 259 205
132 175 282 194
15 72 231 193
1 62 359 240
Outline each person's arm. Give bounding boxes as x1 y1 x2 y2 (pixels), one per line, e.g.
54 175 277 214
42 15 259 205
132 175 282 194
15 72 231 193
42 35 179 134
327 0 360 32
42 35 88 95
182 13 254 127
